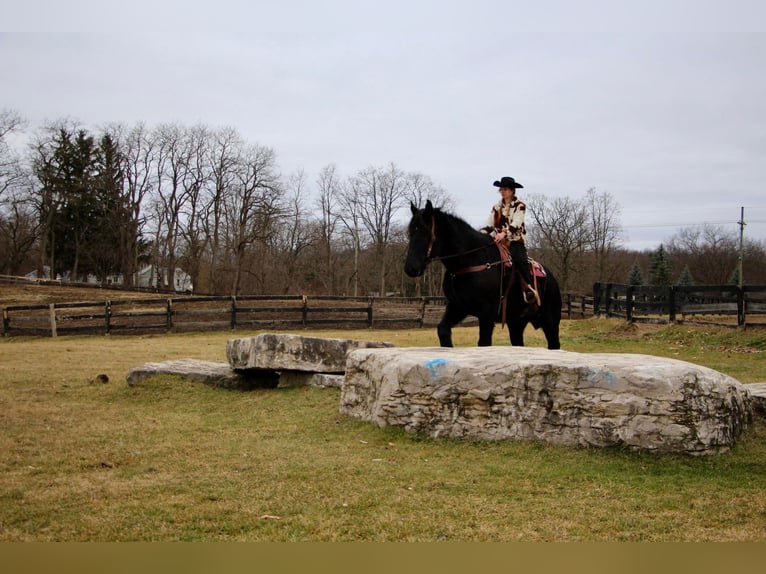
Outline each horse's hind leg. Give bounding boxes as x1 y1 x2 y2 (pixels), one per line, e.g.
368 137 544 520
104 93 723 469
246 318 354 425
542 321 561 350
437 304 467 347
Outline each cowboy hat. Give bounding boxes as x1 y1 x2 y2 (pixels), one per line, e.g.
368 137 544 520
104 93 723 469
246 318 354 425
493 176 523 189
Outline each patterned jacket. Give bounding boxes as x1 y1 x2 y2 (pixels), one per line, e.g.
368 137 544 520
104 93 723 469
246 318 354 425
480 198 527 244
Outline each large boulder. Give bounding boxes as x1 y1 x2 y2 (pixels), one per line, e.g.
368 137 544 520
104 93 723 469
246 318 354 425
226 333 393 373
746 383 766 416
340 347 753 455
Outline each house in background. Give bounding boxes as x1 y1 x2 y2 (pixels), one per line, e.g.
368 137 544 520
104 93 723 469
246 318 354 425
25 265 193 293
134 266 193 293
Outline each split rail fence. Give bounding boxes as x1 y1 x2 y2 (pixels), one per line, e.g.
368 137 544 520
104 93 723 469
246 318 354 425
1 293 594 338
593 283 766 327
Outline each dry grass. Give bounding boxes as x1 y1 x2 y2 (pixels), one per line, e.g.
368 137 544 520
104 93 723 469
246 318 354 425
2 316 766 540
0 281 175 306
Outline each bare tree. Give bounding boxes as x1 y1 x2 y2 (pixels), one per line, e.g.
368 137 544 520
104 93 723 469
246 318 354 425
272 170 314 293
0 110 37 275
667 224 739 284
314 163 341 295
526 194 590 292
0 109 27 203
178 124 212 292
206 126 243 293
337 177 365 296
404 172 454 212
0 184 39 274
151 123 192 290
103 122 154 286
352 163 408 296
585 187 623 283
226 143 281 296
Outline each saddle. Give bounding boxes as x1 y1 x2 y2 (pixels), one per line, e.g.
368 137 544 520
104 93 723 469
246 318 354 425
496 242 546 277
496 244 544 326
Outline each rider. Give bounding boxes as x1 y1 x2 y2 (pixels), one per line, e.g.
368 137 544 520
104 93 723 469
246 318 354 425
480 176 538 304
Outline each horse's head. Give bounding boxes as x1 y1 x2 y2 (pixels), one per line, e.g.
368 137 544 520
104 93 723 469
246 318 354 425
404 199 435 277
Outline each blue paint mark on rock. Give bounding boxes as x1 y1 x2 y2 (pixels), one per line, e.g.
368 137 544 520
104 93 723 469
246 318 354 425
425 358 449 378
588 369 618 386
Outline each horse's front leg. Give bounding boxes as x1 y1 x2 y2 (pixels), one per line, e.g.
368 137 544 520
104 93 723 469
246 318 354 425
437 303 467 347
477 314 495 346
507 320 526 347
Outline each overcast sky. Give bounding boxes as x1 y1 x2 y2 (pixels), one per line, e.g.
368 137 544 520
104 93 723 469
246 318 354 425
3 0 766 250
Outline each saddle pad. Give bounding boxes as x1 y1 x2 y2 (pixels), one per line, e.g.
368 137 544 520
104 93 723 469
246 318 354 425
530 259 547 278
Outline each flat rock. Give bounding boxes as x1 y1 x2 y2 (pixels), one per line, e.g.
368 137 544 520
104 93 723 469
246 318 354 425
278 371 345 388
126 359 279 390
340 347 753 455
226 333 393 373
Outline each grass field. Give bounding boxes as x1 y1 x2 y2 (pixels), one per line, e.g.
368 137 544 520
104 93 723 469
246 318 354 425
1 314 766 541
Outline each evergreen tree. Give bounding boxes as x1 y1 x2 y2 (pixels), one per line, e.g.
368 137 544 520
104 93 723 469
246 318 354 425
729 266 741 286
627 262 643 285
33 126 88 279
55 129 99 280
87 133 128 282
677 265 695 286
34 127 129 282
649 244 672 285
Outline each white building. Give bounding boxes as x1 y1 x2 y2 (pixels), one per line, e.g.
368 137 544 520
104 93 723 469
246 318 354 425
25 265 193 293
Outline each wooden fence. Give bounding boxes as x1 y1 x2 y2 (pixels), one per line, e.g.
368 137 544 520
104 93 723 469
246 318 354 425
0 295 455 337
593 283 766 327
1 292 594 338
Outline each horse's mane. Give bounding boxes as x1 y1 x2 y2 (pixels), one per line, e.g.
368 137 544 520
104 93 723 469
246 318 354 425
432 207 493 245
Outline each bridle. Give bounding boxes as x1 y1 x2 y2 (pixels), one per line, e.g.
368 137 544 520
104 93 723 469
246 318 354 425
422 212 504 276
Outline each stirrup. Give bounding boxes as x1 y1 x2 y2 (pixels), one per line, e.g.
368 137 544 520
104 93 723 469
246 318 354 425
524 287 538 304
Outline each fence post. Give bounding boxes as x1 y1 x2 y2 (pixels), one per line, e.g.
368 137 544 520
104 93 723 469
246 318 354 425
593 283 601 316
668 286 676 323
105 300 111 334
626 285 634 323
565 293 572 319
230 296 237 330
301 295 308 326
419 298 427 328
166 298 173 332
49 303 57 337
581 295 586 318
367 297 374 327
605 284 613 317
2 307 8 336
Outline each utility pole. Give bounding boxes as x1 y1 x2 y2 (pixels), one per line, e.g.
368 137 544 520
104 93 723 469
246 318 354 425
737 206 746 327
737 206 745 288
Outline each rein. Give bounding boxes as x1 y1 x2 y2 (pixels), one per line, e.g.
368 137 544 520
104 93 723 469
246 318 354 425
424 215 503 276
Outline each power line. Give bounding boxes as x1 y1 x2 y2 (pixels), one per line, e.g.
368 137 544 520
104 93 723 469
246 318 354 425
622 219 766 229
624 221 738 229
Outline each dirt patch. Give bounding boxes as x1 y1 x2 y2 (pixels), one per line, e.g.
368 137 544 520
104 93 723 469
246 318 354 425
610 321 664 338
707 345 763 354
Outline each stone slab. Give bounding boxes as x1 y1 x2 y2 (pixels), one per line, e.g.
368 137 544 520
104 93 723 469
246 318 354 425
340 347 753 455
126 359 279 390
226 333 394 373
746 383 766 416
277 371 345 388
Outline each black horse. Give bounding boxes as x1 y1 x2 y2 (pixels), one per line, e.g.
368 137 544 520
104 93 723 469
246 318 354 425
404 200 561 349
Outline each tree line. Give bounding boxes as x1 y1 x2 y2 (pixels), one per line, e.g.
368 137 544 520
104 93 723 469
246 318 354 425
2 109 765 297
